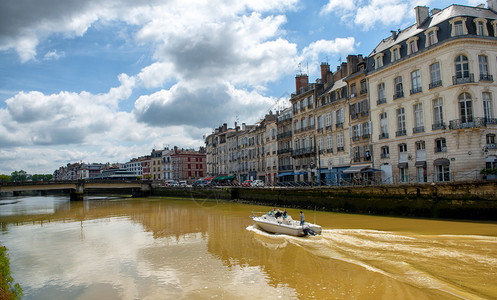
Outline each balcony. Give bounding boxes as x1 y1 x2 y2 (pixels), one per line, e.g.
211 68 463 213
379 132 389 140
277 148 292 154
277 131 292 140
279 165 293 171
381 153 390 159
336 122 343 128
429 80 442 89
351 113 359 120
435 147 447 153
360 88 368 95
362 133 370 139
337 146 344 152
291 146 315 156
361 111 369 117
413 126 425 134
393 91 404 100
480 74 494 82
432 122 446 130
452 73 474 85
396 129 407 137
326 125 332 131
317 128 323 133
448 117 497 129
410 87 422 95
377 98 386 105
326 148 333 153
353 157 361 162
352 136 360 141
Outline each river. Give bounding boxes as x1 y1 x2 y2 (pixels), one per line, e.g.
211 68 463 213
1 195 496 299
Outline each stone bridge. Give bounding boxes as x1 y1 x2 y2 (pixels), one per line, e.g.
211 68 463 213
0 180 152 200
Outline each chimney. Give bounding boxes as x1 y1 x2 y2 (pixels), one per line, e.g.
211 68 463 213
295 74 308 93
242 123 246 130
415 6 429 27
346 55 358 75
223 123 227 132
391 30 397 39
430 8 441 15
234 122 237 131
320 63 330 84
488 0 497 10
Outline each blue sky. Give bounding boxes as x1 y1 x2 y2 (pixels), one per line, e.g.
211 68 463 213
0 0 481 174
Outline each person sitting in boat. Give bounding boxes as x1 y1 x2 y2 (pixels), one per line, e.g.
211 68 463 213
300 211 305 225
282 210 287 218
267 208 276 216
274 209 283 218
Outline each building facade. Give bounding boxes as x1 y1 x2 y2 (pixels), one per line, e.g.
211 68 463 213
368 4 497 184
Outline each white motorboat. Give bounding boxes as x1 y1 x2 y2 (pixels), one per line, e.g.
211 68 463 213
250 211 322 237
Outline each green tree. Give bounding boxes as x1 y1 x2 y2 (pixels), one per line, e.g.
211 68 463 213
31 174 53 182
0 175 11 183
0 244 23 300
10 171 28 182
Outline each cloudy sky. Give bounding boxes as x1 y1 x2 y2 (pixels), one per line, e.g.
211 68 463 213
0 0 482 174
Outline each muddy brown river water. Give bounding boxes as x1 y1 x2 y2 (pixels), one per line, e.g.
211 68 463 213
1 195 496 299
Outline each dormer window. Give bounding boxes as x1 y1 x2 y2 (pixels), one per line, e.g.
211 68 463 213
424 27 439 47
390 45 401 62
375 53 384 69
450 17 468 37
406 37 419 55
473 18 489 36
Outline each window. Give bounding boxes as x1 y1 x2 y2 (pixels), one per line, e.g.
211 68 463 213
336 108 344 126
375 54 383 68
337 133 344 150
353 124 361 139
454 21 464 35
429 62 442 88
433 98 444 129
428 31 435 45
381 146 390 159
363 122 370 137
413 103 424 133
391 46 401 62
309 95 314 107
459 93 473 124
301 118 306 130
302 98 308 109
455 55 469 79
479 55 490 80
325 113 332 128
474 18 488 36
406 36 419 55
487 134 496 149
435 163 450 182
360 80 367 94
350 84 357 97
483 92 493 122
327 135 332 151
377 82 386 104
394 76 403 99
411 70 421 94
399 166 408 183
435 138 447 153
396 108 406 136
380 112 388 138
317 115 323 130
318 138 323 151
294 120 299 132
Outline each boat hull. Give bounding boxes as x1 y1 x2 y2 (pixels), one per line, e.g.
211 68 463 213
251 215 322 236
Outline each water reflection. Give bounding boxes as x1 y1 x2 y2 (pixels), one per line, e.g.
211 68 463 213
0 196 496 299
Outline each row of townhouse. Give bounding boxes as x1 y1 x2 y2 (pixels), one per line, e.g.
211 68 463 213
54 147 206 182
205 2 497 185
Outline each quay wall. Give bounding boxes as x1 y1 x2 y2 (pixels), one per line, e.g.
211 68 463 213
152 180 497 221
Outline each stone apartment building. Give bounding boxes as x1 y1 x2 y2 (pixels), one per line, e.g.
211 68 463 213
151 149 162 181
368 3 497 184
162 147 206 182
205 2 497 185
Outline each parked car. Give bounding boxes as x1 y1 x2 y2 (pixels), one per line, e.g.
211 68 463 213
193 180 210 187
168 181 179 187
241 180 252 187
251 180 264 187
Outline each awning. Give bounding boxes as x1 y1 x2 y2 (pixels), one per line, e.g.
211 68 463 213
294 171 308 175
415 161 426 167
204 177 215 180
361 168 382 173
398 162 408 168
434 158 450 166
277 172 293 177
343 165 369 174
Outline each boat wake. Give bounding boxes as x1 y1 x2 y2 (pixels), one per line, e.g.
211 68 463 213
247 225 497 299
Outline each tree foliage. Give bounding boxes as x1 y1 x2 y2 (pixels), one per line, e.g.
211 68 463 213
0 244 23 300
30 174 53 182
0 175 11 183
9 171 27 182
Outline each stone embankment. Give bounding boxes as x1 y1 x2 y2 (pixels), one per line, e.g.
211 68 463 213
152 180 497 220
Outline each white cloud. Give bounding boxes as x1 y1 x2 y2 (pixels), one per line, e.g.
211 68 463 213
43 49 64 61
320 0 426 30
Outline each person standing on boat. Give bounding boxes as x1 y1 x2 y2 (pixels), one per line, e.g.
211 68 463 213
300 211 305 225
